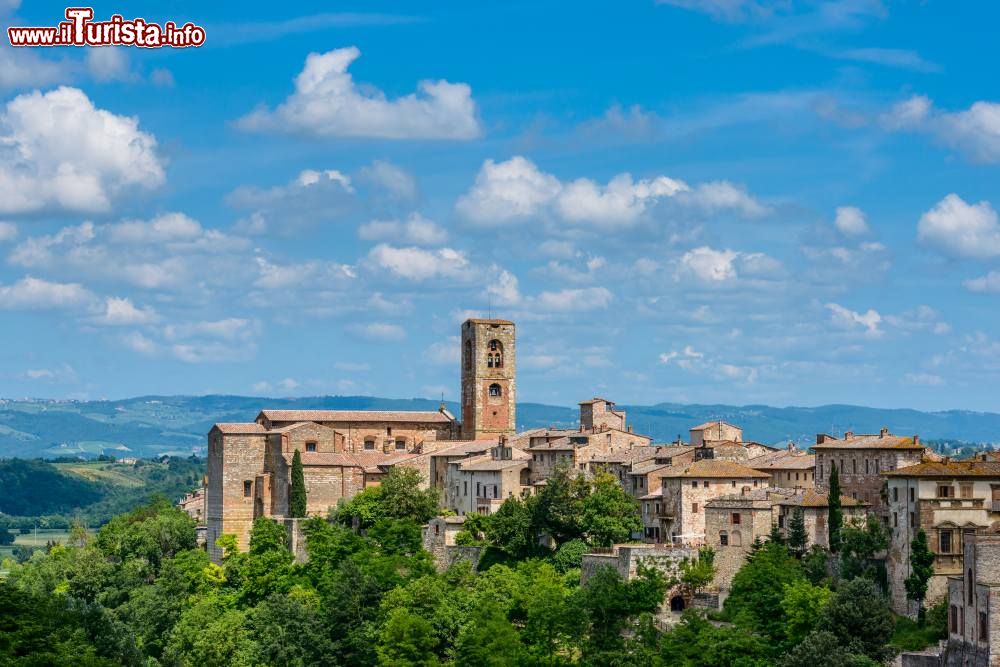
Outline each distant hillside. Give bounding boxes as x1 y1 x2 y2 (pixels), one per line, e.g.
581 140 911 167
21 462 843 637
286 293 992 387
0 395 998 459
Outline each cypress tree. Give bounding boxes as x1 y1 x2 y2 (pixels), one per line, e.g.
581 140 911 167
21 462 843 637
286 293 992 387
828 462 843 553
787 507 808 557
905 528 936 624
290 449 307 518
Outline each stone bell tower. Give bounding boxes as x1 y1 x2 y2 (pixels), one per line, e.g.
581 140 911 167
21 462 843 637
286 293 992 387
460 318 516 440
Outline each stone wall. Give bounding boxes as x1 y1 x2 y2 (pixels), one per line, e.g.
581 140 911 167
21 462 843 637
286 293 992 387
815 448 924 514
207 430 268 561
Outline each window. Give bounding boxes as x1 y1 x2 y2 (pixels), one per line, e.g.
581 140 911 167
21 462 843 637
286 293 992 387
787 472 792 481
703 480 709 488
732 480 737 488
819 463 823 479
865 459 869 474
893 487 899 502
940 529 953 554
961 484 973 499
753 480 759 487
364 438 376 451
732 512 741 525
910 487 915 503
951 605 959 634
488 340 504 368
720 531 729 546
655 502 660 514
395 439 406 450
938 485 954 498
852 459 857 474
305 441 317 452
463 481 468 496
692 480 698 488
489 383 502 397
795 472 800 481
243 480 253 497
893 512 898 527
692 503 699 514
386 427 392 436
969 569 974 605
476 482 481 497
981 611 989 643
910 512 915 528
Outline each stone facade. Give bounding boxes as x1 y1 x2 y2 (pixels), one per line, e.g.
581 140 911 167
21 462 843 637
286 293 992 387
659 460 772 545
942 531 1000 666
814 428 925 515
689 421 743 447
444 441 532 515
579 398 626 432
885 461 1000 616
422 516 477 572
461 319 517 440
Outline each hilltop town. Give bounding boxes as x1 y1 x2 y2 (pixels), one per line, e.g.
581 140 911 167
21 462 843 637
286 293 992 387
187 317 1000 665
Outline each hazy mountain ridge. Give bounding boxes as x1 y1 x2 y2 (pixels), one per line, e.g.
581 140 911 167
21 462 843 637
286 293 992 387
0 395 997 458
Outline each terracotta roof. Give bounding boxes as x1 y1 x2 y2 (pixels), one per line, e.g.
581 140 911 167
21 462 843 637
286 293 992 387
213 422 268 434
750 453 816 471
660 459 771 479
812 433 921 450
639 488 664 500
526 436 579 451
690 420 742 432
428 440 497 457
628 462 670 476
775 489 866 508
457 449 530 471
270 421 337 434
258 409 453 424
882 460 1000 478
705 487 799 507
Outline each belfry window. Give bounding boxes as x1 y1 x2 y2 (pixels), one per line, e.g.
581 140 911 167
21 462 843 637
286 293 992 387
489 383 502 398
488 340 504 368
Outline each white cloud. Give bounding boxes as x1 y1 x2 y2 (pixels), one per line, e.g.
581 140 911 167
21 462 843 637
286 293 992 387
358 213 447 245
25 368 54 379
85 47 133 82
227 169 355 233
357 160 417 201
237 46 480 140
917 194 1000 259
0 87 164 213
456 156 767 227
834 206 869 236
717 363 759 383
107 213 202 244
904 372 944 386
678 246 739 282
521 354 562 369
535 287 613 312
964 271 1000 293
120 331 159 356
366 244 470 281
0 221 15 242
425 336 459 365
884 95 1000 163
659 345 704 366
91 296 158 326
455 156 562 226
253 256 356 290
487 269 522 306
826 302 882 336
0 276 91 309
165 318 259 343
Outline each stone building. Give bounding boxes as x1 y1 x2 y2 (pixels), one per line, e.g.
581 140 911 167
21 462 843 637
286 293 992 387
579 398 626 432
748 446 816 489
581 543 699 613
884 460 1000 616
525 420 651 483
944 531 1000 665
774 489 867 549
658 459 771 545
813 428 925 516
461 319 517 440
689 421 743 447
444 439 532 515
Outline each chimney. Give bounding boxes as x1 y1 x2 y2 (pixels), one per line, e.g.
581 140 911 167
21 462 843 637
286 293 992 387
879 427 889 438
844 431 854 440
788 442 797 452
914 435 920 446
627 425 633 433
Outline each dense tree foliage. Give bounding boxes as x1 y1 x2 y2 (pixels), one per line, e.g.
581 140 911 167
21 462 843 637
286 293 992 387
289 449 306 518
334 467 440 528
905 528 936 623
828 462 843 553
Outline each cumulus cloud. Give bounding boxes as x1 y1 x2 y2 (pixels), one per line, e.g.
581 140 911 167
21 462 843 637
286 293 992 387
677 246 739 282
228 169 355 234
164 318 261 363
358 213 447 245
253 256 355 290
834 206 869 236
826 302 882 336
659 345 704 367
91 296 159 326
487 269 522 306
918 194 1000 259
357 160 417 201
237 46 481 140
456 156 767 227
964 271 1000 294
366 244 470 281
0 276 91 309
425 336 460 365
85 47 134 82
0 87 164 214
884 95 1000 163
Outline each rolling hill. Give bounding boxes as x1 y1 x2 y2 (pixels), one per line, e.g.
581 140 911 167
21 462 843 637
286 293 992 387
0 394 998 459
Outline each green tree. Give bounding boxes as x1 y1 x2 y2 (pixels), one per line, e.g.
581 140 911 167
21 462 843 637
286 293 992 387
163 594 254 667
336 467 440 528
905 528 936 624
787 507 808 557
724 540 803 648
659 611 771 667
550 538 589 573
579 471 642 547
485 495 540 559
780 579 832 645
376 607 439 667
454 601 525 666
779 630 858 667
289 449 307 518
818 576 896 664
681 546 716 593
828 462 843 553
574 564 667 661
0 522 14 545
533 464 586 545
840 515 889 583
246 593 336 666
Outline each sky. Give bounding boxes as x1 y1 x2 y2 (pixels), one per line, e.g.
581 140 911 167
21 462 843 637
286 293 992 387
1 1 999 411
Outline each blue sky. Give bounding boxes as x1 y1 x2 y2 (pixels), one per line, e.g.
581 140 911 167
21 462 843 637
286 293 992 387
2 0 1000 411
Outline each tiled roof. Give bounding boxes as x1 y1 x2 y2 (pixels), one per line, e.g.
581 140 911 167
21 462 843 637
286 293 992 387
457 449 530 471
579 397 613 405
660 459 771 479
639 488 664 500
213 422 268 434
526 436 578 451
690 420 741 432
750 453 816 471
628 462 670 476
428 440 497 457
270 421 336 434
259 409 454 424
882 460 1000 478
812 433 921 450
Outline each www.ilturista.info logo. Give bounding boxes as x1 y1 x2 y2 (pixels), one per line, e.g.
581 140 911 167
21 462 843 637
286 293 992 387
7 7 206 48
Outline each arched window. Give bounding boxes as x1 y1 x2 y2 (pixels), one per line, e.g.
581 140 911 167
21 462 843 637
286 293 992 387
489 383 502 398
488 340 503 367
